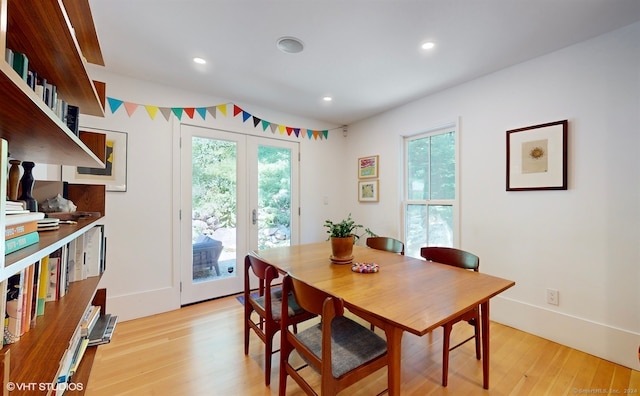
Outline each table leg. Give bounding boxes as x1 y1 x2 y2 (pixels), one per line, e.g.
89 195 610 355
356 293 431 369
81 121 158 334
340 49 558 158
480 301 490 389
384 326 404 395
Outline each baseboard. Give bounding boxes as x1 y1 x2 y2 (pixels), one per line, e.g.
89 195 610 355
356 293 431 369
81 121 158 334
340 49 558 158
106 286 180 322
491 295 640 371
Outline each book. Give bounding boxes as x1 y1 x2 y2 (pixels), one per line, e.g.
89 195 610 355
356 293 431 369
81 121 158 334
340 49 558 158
5 231 39 255
80 305 101 337
66 105 80 135
36 257 49 316
5 212 45 227
87 314 118 346
84 226 104 277
5 220 38 240
46 254 60 302
20 264 35 334
4 271 24 344
11 51 29 81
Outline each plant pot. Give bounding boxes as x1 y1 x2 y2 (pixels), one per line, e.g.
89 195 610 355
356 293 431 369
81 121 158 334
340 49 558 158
330 236 355 264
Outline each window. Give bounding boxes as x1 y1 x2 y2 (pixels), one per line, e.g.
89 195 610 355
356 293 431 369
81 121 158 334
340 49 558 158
403 125 458 257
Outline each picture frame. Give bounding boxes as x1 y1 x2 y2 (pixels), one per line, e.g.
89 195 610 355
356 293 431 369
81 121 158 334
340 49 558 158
358 155 379 179
506 120 567 191
62 128 128 192
358 180 379 202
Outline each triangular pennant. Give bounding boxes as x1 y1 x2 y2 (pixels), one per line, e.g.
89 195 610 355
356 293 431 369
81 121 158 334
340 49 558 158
313 130 319 140
207 106 217 119
124 102 139 117
107 97 124 113
159 107 172 121
196 107 207 120
269 124 278 133
242 111 251 122
252 116 261 128
278 125 286 135
145 105 159 120
323 130 329 139
294 128 300 137
172 107 183 120
217 104 227 116
307 129 313 139
233 105 242 117
261 120 270 131
183 108 195 119
286 127 293 136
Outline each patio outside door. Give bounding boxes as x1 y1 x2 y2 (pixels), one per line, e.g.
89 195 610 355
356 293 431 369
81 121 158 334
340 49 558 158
180 125 299 305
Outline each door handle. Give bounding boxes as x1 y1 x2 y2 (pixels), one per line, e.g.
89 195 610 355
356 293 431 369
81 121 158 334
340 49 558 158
252 209 257 225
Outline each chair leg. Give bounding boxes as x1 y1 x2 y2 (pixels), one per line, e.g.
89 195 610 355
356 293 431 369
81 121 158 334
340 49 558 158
265 330 273 386
442 323 453 387
473 317 481 360
244 308 251 355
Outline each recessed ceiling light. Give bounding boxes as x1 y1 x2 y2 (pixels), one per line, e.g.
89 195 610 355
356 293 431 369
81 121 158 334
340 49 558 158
421 42 435 50
277 37 304 54
193 57 207 64
322 96 333 102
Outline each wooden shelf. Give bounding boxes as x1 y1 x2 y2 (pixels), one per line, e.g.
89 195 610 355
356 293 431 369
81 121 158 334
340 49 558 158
0 217 103 282
6 0 104 116
0 0 106 167
4 277 102 389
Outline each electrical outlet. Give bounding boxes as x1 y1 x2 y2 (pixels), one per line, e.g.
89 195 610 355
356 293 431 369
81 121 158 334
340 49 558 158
546 289 559 306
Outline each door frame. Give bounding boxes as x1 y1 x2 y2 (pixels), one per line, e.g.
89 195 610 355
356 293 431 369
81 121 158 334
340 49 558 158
173 122 300 306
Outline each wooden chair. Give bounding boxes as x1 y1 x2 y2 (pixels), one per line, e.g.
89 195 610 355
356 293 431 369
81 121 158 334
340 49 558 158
279 274 388 395
244 253 316 386
365 236 404 255
420 246 481 387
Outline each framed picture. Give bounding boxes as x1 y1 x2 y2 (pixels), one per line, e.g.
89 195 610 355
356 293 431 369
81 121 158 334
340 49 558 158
506 120 567 191
358 180 379 202
358 155 379 179
62 128 128 192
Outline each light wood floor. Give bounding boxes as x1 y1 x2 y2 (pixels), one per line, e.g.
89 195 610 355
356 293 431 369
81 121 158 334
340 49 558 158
86 294 639 395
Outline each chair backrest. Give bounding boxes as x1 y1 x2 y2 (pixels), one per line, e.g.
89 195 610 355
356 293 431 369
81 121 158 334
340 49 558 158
244 253 280 312
420 246 479 271
366 236 405 255
281 275 343 372
281 274 388 394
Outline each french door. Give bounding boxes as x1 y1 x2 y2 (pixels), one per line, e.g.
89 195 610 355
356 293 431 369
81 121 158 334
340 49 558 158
180 125 299 305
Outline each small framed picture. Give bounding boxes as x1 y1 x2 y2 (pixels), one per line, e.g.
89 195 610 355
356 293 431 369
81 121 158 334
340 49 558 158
506 120 568 191
62 128 128 192
358 155 379 179
358 180 379 202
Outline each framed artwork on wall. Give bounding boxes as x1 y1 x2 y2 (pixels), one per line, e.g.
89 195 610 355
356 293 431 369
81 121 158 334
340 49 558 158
358 155 379 179
358 180 379 202
62 128 128 192
506 120 568 191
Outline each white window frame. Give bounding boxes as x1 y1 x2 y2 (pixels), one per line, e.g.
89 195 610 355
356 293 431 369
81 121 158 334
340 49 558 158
401 121 460 256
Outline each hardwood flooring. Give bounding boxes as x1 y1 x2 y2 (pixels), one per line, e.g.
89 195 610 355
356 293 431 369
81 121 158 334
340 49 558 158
86 294 639 395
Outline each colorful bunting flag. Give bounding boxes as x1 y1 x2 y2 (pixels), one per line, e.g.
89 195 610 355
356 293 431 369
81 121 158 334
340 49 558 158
105 97 329 141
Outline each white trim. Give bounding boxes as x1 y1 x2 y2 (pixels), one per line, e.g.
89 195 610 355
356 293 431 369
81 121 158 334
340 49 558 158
492 295 640 370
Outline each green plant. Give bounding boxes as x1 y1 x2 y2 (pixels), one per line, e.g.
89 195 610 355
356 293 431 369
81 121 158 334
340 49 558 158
323 213 376 241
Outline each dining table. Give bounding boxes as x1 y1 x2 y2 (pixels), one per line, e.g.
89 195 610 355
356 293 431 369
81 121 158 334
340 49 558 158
254 242 515 395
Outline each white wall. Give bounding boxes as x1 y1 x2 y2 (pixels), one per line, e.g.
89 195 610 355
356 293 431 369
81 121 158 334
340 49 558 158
344 22 640 370
48 20 638 370
69 69 344 321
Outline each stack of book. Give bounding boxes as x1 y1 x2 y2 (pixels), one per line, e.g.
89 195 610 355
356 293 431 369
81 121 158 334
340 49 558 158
4 48 78 134
87 313 118 346
5 211 44 255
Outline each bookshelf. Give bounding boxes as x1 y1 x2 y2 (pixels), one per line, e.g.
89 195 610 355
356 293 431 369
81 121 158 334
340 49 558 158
0 0 109 394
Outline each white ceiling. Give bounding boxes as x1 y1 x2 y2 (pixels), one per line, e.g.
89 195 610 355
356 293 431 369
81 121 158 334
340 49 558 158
89 0 640 126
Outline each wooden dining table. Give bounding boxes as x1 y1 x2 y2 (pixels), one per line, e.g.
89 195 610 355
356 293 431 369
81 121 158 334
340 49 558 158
254 242 515 395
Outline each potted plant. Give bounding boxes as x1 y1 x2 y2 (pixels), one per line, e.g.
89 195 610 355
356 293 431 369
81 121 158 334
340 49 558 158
324 213 375 263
